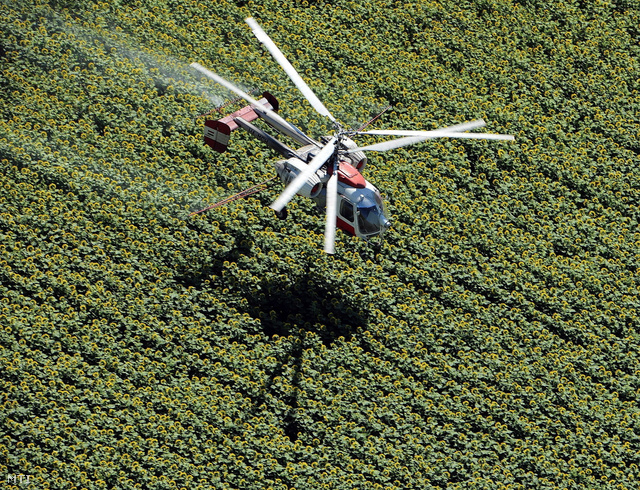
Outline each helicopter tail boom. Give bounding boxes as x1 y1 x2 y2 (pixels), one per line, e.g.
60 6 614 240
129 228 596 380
203 92 279 153
233 117 299 160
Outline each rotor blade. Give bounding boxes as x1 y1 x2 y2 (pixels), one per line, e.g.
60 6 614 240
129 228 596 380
350 135 429 153
429 131 515 141
355 119 487 137
246 17 336 122
191 62 264 108
191 62 315 145
271 137 337 212
324 172 338 254
350 131 514 153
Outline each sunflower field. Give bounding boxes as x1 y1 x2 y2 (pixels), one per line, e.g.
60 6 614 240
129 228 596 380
1 0 640 488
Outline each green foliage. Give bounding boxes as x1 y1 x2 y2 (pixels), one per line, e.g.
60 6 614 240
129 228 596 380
2 0 640 488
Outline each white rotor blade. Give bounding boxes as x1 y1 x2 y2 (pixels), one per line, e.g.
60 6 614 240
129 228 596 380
271 137 337 212
191 62 263 107
351 130 514 153
324 172 338 254
356 119 487 136
191 62 314 144
431 131 515 141
350 135 428 153
246 17 336 122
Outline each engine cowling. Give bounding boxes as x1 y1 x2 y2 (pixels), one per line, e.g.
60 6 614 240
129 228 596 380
340 137 367 171
275 158 323 198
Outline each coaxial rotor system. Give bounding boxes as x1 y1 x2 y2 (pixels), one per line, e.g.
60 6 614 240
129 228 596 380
191 17 514 254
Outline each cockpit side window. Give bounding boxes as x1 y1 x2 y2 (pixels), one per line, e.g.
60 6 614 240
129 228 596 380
340 198 354 222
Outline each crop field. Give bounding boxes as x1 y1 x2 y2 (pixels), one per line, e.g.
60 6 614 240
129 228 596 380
1 0 640 488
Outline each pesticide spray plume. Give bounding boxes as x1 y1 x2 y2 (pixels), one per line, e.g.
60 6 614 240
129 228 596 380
48 8 226 106
24 9 228 216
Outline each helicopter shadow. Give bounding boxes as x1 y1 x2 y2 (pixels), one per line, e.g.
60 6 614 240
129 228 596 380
174 231 371 344
246 269 370 344
182 248 372 442
241 269 372 444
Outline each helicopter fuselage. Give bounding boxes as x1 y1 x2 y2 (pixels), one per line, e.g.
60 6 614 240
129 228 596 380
193 18 513 254
274 142 391 240
201 93 391 242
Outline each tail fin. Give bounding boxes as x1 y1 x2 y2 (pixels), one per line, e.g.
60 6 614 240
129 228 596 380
204 120 232 153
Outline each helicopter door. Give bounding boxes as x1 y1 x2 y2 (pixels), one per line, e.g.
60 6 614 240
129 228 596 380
336 197 356 236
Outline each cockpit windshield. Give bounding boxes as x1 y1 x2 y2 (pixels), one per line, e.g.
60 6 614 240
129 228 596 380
373 189 384 209
358 205 382 235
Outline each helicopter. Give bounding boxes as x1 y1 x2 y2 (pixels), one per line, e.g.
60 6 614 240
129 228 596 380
191 17 514 254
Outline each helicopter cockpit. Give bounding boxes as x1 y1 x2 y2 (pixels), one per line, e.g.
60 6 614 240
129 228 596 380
358 205 384 234
352 187 391 237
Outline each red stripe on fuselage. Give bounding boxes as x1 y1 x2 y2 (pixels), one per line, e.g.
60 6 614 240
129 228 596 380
336 217 355 236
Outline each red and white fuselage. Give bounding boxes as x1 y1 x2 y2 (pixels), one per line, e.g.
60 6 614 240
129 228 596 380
273 139 391 239
201 93 391 241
